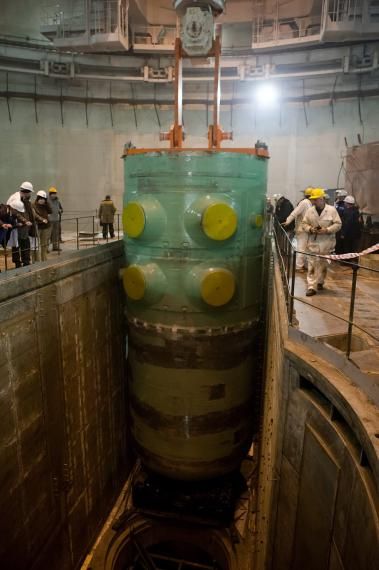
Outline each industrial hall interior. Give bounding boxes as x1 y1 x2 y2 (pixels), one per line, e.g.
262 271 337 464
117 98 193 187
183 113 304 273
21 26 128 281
0 1 378 569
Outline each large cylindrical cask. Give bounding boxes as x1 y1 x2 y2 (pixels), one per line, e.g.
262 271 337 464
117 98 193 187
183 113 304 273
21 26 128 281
122 150 267 481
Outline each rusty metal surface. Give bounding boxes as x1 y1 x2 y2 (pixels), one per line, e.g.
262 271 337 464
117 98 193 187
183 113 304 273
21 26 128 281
345 142 379 214
0 243 129 570
292 425 340 570
128 329 260 481
269 353 379 570
128 321 257 369
255 260 379 570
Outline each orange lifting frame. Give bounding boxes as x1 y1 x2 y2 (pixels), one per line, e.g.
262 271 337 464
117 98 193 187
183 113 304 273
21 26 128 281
160 35 233 150
125 33 269 157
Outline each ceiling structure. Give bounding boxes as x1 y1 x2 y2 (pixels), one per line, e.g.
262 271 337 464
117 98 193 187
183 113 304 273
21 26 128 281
0 1 378 108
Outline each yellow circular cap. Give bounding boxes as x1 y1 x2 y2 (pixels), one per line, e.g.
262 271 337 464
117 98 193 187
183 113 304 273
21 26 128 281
202 203 237 241
123 202 145 238
123 266 146 300
255 214 263 228
201 269 235 307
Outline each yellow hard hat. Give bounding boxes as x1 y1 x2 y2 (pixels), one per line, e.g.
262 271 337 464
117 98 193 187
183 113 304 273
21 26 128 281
309 188 326 200
49 186 58 193
304 187 313 197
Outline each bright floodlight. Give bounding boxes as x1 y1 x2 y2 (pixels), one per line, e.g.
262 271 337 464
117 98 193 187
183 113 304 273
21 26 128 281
255 82 279 105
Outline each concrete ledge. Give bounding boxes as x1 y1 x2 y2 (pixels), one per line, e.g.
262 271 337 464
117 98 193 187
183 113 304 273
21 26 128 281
0 241 124 303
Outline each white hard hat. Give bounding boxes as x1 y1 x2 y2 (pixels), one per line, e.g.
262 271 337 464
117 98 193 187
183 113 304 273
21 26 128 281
20 181 34 192
36 190 47 199
335 189 347 197
344 195 355 204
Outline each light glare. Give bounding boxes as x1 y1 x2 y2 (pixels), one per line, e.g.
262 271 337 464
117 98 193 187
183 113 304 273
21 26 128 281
255 82 279 105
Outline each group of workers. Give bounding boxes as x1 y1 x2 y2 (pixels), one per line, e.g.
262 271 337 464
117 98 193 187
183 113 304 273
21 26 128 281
0 182 119 270
2 180 359 293
0 182 63 268
274 187 361 297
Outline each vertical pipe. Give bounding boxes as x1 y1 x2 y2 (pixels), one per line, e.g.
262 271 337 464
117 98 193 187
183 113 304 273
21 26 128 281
212 36 221 134
85 81 89 127
206 82 209 127
346 265 358 358
109 81 114 127
6 72 12 123
174 38 183 133
34 75 39 124
92 216 95 246
76 218 79 250
130 83 138 129
60 85 64 126
289 248 297 324
286 232 291 279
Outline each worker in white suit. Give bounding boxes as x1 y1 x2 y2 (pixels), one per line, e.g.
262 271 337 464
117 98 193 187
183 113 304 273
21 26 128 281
301 188 342 297
282 187 313 271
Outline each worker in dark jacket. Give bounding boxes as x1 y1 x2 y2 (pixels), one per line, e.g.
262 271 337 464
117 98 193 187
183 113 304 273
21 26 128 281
0 204 15 246
340 195 361 256
99 195 116 239
334 189 348 253
274 194 295 230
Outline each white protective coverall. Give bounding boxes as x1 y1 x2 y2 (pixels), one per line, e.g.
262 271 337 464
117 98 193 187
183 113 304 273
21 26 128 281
6 191 25 247
285 198 311 269
301 204 342 290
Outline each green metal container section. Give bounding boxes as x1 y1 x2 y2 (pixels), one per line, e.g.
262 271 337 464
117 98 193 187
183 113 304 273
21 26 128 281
123 150 267 481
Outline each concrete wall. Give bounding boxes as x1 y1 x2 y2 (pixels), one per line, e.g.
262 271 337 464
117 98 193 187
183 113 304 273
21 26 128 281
0 0 45 39
255 255 379 570
0 242 130 570
1 95 379 213
1 2 379 211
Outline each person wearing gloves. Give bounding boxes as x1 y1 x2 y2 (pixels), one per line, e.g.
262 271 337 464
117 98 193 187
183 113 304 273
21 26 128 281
33 191 52 261
7 181 47 267
301 188 342 297
282 187 313 271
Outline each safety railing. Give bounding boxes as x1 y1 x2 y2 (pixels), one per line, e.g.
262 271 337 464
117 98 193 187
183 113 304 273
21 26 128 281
41 0 122 38
252 14 322 45
131 24 176 48
0 214 122 274
325 0 363 24
272 215 379 358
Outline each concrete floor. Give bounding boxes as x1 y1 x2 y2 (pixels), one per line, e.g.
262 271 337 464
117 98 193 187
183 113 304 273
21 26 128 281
293 262 379 375
293 263 379 341
0 232 120 272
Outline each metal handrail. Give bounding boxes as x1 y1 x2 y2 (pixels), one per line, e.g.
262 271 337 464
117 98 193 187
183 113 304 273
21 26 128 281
0 213 122 273
272 215 379 358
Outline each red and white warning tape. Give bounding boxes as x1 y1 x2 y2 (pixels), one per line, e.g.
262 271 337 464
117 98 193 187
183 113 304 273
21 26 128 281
320 243 379 261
